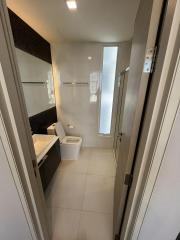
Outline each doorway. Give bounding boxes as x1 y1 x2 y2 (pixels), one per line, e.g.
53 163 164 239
0 0 176 239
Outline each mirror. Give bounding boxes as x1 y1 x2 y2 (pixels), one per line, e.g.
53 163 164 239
16 48 55 117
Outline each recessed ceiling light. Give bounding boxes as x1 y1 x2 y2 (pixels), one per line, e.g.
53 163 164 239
66 0 77 10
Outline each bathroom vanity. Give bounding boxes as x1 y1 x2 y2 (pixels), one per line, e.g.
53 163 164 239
32 134 61 191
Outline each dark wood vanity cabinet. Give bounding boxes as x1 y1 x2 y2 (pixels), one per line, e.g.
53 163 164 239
39 140 61 191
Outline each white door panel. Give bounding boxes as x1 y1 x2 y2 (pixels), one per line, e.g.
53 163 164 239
113 0 164 236
0 137 33 240
138 104 180 240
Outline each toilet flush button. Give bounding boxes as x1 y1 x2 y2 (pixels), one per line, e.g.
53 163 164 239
67 124 74 129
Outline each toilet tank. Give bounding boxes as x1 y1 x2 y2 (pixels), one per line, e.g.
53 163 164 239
47 123 56 135
47 122 66 142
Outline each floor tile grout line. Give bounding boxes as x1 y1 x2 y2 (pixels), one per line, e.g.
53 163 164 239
81 170 88 212
58 173 115 177
86 173 115 177
56 169 115 177
48 206 113 215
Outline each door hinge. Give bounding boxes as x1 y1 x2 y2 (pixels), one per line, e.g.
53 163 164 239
150 46 158 73
143 46 157 73
124 173 133 187
118 132 124 142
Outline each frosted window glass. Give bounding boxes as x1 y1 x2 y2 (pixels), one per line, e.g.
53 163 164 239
99 47 118 134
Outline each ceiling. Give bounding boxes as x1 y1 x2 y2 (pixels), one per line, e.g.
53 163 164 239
6 0 140 44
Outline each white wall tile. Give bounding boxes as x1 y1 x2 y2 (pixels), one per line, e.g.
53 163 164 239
52 42 131 147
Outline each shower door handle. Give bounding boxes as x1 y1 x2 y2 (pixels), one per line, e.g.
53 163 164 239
117 132 124 142
117 132 124 137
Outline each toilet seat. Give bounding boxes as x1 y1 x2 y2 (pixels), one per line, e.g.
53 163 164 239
47 122 82 160
61 136 82 144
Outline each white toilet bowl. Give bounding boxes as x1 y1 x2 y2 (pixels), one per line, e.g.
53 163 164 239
47 122 82 160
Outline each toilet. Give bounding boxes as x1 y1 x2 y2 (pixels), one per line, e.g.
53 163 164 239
47 122 82 160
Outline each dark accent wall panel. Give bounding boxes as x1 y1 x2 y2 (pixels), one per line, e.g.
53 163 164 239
8 9 52 63
29 107 57 134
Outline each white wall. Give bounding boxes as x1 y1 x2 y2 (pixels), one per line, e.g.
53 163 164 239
16 48 55 117
51 42 131 148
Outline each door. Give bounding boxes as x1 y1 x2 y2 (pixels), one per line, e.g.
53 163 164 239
114 69 129 160
136 45 180 239
0 114 36 240
138 93 180 240
113 0 165 237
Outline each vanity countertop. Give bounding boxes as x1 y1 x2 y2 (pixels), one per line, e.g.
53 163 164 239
32 134 59 164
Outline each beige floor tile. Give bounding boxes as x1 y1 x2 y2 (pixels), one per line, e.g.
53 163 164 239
78 148 93 161
58 148 92 174
77 212 113 240
47 148 115 239
52 208 81 240
45 170 60 202
90 148 114 161
46 172 86 209
87 158 116 176
60 160 88 174
83 175 114 213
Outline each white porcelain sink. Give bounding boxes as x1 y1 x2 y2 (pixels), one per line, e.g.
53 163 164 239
32 134 59 164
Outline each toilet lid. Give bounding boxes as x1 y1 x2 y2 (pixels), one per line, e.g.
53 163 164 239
55 122 66 141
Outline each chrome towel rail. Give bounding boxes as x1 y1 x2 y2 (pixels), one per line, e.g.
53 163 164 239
22 81 46 84
63 82 89 85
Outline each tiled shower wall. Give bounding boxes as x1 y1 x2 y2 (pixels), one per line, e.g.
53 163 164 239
51 42 131 147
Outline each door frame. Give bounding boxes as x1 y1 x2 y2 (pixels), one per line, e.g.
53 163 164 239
1 0 179 239
0 1 50 239
120 0 180 239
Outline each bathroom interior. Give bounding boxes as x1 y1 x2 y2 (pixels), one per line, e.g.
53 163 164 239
1 0 180 239
6 0 138 239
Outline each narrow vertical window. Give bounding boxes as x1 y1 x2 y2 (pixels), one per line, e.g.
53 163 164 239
99 46 118 134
